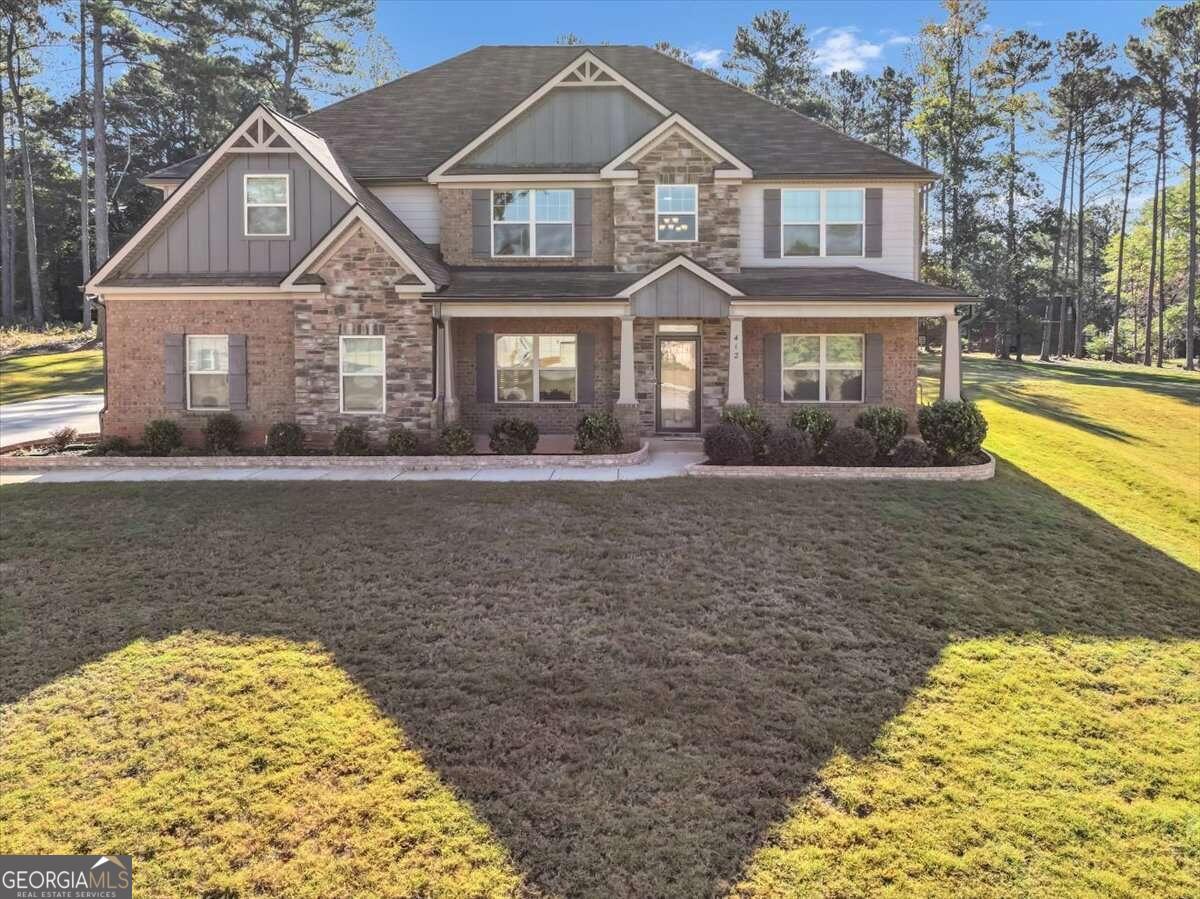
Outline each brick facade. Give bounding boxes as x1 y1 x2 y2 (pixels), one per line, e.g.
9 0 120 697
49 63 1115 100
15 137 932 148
101 298 295 446
613 131 741 274
438 187 614 267
294 226 438 443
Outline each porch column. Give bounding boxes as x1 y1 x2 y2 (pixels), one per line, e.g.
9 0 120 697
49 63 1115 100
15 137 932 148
941 312 961 402
726 315 746 406
443 314 460 422
618 314 636 405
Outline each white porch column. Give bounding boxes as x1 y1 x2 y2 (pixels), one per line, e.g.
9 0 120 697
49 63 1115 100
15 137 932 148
618 314 636 405
726 315 746 406
941 312 961 401
442 314 459 421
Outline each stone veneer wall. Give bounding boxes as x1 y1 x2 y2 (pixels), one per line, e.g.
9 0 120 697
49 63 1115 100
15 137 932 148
631 319 727 434
613 131 741 273
742 317 919 429
294 225 437 442
438 187 614 267
101 298 295 446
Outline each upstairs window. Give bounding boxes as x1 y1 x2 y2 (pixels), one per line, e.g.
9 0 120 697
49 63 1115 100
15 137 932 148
244 174 290 237
492 189 573 257
496 335 577 402
782 188 864 257
187 335 229 410
656 185 697 242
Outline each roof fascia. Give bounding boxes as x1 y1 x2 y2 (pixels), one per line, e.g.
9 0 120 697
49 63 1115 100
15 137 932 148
600 114 753 180
615 255 744 299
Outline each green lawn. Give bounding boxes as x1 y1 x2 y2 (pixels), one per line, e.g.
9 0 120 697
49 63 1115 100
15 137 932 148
1 362 1198 897
0 349 104 404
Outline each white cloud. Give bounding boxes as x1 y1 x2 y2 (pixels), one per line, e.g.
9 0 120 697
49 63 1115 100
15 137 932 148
813 27 911 74
691 48 724 68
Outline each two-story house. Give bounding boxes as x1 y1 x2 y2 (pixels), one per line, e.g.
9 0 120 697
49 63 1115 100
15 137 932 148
85 45 972 448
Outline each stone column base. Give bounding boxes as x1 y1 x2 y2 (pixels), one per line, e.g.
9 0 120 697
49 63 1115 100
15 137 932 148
614 403 641 450
443 398 461 425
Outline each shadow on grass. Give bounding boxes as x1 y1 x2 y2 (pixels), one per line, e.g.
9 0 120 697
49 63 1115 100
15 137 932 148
2 466 1198 897
960 356 1200 404
973 381 1142 443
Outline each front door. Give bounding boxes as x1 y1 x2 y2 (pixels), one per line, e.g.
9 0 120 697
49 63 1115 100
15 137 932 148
656 336 700 432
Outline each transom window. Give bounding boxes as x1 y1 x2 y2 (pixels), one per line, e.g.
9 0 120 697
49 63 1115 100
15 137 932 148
244 174 290 237
496 335 577 403
782 188 864 257
781 334 864 403
492 189 573 257
339 336 386 414
656 185 697 242
187 335 229 411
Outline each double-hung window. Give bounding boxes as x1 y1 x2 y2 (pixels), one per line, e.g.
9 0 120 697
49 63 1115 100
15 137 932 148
187 336 229 410
782 334 864 403
496 335 577 402
244 173 290 237
781 188 864 257
492 189 573 257
339 336 386 413
656 185 697 242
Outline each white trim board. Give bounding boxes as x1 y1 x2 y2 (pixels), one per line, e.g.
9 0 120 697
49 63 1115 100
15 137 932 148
729 300 961 318
434 301 630 318
600 114 753 180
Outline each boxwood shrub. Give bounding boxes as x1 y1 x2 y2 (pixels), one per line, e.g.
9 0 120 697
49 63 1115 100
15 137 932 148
720 405 770 461
855 406 908 459
266 422 305 455
823 426 878 467
488 417 539 454
892 436 934 467
333 424 371 456
143 419 183 456
386 427 420 455
788 407 835 454
703 422 754 466
763 427 813 465
918 399 988 464
575 411 623 454
438 423 475 455
203 412 242 452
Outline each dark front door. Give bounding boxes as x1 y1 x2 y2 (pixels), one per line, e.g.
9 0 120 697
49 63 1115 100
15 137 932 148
656 336 700 432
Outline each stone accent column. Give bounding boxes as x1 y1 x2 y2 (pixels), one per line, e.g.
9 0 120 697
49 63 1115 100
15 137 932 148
941 313 961 401
726 315 746 406
443 314 460 423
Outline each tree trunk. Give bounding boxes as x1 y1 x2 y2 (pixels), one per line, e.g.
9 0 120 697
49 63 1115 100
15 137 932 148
78 0 91 327
92 8 109 266
0 57 10 322
7 38 42 325
1042 113 1074 360
1144 132 1162 366
1059 140 1078 359
1007 95 1022 362
1112 106 1135 363
1157 170 1168 366
1074 136 1085 357
1187 138 1197 370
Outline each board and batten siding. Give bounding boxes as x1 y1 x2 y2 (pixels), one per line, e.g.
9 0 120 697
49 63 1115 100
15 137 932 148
121 153 352 275
739 183 919 279
367 185 441 244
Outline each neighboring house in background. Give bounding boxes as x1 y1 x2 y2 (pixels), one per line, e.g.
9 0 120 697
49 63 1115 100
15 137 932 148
85 46 973 449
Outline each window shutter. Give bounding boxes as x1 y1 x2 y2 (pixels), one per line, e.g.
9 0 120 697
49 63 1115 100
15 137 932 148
763 189 781 259
574 189 593 258
576 332 594 403
228 334 248 410
763 333 781 402
164 334 185 409
475 332 494 402
864 333 884 403
471 190 490 258
864 188 883 258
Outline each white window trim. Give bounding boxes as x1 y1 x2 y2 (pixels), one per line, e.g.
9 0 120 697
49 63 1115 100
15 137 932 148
781 188 865 258
494 334 578 404
186 334 230 412
338 335 386 415
655 184 699 243
490 189 575 259
244 173 291 238
781 333 865 404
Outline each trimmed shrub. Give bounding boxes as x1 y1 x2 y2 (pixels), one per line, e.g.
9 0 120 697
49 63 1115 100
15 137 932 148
892 436 934 467
703 422 754 466
823 426 878 467
721 405 770 461
489 417 539 455
789 407 836 454
332 424 371 456
143 419 183 456
92 435 133 457
438 423 475 455
266 422 305 455
50 426 77 452
763 427 813 466
918 399 988 464
855 406 908 458
386 427 420 455
203 412 242 452
575 411 624 454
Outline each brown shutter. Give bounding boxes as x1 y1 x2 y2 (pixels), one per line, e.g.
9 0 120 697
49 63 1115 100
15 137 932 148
763 332 781 402
475 332 494 402
574 189 592 258
471 190 490 258
164 334 185 409
864 333 884 403
864 188 883 258
227 334 247 410
763 189 781 259
576 331 594 403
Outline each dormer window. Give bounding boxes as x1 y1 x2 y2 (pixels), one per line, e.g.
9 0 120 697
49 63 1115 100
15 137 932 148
492 189 573 257
656 185 697 242
244 173 290 237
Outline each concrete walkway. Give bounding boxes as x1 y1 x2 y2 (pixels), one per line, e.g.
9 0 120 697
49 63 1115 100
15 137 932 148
0 440 705 486
0 393 104 447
